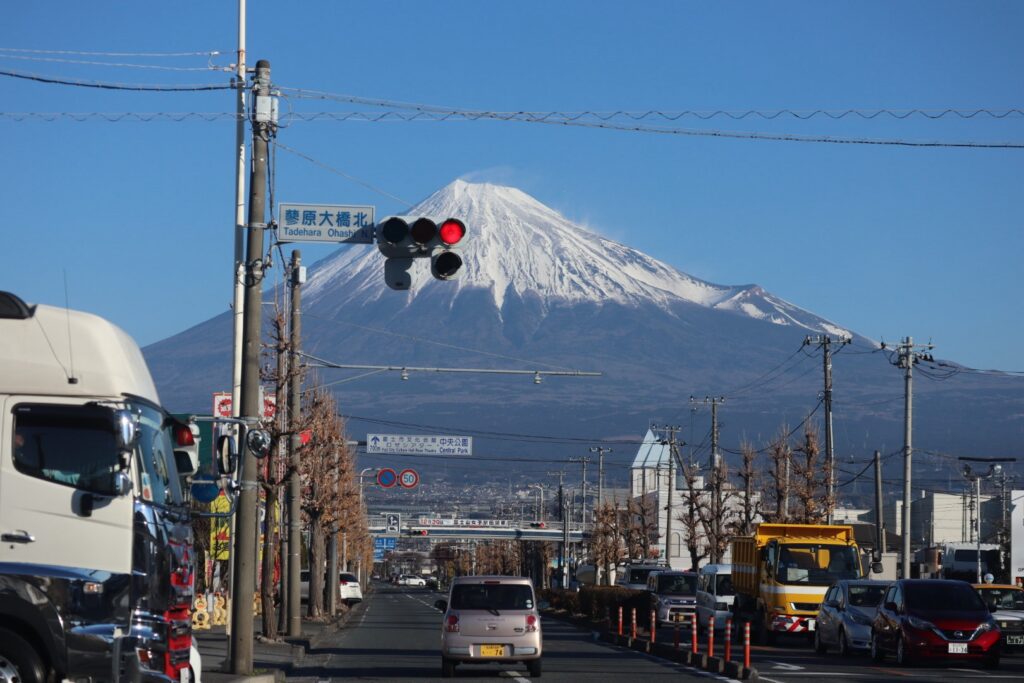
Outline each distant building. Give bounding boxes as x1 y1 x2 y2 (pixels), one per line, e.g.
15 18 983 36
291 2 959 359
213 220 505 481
629 429 761 569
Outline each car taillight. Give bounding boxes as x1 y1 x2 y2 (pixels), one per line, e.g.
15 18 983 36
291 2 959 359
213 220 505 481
340 580 348 586
173 423 195 447
446 614 460 633
526 614 538 632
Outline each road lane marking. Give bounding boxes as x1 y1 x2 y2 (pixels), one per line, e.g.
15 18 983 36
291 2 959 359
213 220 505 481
499 671 530 683
768 660 805 670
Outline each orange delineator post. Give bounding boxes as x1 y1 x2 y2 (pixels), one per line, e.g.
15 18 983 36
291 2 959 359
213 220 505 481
618 606 623 636
690 612 698 653
650 610 656 643
707 614 715 657
743 621 751 668
631 607 637 639
724 618 733 662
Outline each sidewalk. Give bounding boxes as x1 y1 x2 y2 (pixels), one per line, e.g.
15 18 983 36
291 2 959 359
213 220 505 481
195 611 353 682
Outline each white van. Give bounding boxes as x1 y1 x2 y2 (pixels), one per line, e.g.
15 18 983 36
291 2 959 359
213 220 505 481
695 564 735 631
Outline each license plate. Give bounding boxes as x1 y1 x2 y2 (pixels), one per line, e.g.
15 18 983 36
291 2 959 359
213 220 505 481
480 644 506 657
948 642 968 654
1006 635 1024 645
672 614 685 622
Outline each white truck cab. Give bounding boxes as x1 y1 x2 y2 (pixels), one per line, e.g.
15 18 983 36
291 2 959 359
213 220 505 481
0 292 195 682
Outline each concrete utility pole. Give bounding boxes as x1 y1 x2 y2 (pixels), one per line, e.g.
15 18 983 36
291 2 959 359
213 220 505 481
569 456 591 525
889 337 933 580
229 58 273 675
547 470 567 588
287 250 304 636
805 335 850 523
874 450 886 555
690 397 724 561
589 446 613 515
231 0 247 414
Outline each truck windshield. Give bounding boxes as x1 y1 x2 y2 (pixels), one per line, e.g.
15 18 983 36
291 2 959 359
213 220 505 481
12 403 122 495
776 544 860 585
129 401 184 507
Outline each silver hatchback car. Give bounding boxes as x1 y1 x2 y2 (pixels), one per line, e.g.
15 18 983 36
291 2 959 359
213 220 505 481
815 579 891 655
435 575 543 678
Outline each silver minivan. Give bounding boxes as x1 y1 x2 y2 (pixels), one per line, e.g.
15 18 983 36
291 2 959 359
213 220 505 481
695 564 735 631
435 575 542 678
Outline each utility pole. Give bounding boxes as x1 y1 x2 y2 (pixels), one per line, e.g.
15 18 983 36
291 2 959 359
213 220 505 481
287 250 303 636
231 0 247 414
547 470 567 589
653 425 681 566
690 397 724 561
229 59 273 675
568 456 591 525
804 335 850 523
589 446 613 515
874 450 885 555
887 337 933 580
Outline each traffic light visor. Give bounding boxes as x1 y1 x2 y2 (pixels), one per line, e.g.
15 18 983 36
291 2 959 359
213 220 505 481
432 250 463 280
410 218 437 244
439 219 465 246
380 217 410 244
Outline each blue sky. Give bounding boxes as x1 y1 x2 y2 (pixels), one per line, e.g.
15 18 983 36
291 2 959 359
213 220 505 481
2 1 1022 370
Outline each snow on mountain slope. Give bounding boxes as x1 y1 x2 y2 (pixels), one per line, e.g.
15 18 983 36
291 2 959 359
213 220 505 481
304 179 850 335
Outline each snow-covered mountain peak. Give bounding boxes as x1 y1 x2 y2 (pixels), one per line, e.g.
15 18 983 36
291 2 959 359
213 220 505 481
303 180 849 335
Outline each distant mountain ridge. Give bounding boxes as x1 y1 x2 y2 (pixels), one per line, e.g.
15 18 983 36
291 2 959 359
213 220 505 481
144 180 1023 484
305 180 853 336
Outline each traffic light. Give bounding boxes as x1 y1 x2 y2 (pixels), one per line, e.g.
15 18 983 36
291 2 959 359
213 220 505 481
376 216 466 290
529 522 546 529
431 218 465 281
406 529 429 536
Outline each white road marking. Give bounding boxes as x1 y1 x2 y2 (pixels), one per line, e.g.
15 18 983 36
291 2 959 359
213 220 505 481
769 660 805 670
499 671 530 683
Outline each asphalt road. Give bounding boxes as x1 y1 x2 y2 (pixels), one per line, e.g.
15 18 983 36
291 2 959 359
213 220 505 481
650 620 1024 683
287 584 726 681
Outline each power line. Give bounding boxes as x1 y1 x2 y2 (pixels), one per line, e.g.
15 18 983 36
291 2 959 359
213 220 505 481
0 47 225 57
277 89 1024 122
0 68 231 91
0 53 228 71
271 140 414 207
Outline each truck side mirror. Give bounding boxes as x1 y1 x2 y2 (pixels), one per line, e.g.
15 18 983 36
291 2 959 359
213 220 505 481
113 409 137 468
871 561 884 575
217 435 238 476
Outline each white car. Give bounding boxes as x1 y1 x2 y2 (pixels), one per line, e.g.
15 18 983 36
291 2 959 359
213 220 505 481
401 574 427 587
339 571 363 604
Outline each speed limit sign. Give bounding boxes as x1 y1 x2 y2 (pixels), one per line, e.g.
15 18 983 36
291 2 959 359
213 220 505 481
399 468 419 489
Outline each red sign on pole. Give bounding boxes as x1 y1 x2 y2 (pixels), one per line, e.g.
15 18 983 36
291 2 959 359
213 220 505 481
377 468 397 488
399 469 420 489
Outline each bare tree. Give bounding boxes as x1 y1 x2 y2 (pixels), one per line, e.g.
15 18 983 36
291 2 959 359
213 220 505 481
676 463 708 570
626 494 659 560
791 425 826 524
591 500 624 585
731 441 761 536
764 427 793 523
695 460 736 564
300 387 351 618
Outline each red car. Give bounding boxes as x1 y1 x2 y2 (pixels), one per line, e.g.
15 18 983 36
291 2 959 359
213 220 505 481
871 579 1001 668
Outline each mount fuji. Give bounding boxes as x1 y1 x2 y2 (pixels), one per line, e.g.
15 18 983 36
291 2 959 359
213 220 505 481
145 180 1022 484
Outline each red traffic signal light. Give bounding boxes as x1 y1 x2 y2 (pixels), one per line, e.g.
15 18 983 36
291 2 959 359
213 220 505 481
438 219 465 246
529 522 546 529
377 215 467 288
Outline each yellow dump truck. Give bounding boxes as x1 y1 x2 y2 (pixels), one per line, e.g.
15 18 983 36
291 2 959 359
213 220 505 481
731 523 864 643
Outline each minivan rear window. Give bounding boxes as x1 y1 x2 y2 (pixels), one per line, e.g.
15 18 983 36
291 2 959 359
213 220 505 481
452 584 534 610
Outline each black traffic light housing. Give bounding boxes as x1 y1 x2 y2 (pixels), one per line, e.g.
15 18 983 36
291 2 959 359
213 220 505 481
376 216 466 290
